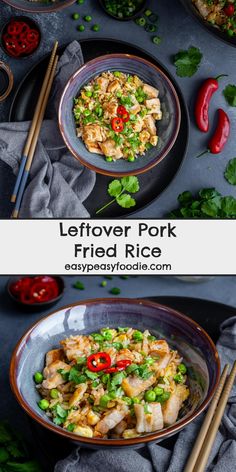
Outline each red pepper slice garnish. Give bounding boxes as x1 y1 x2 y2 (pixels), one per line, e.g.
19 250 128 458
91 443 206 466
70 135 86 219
117 105 130 123
104 359 132 373
19 291 35 305
116 359 132 369
111 117 124 132
87 352 111 372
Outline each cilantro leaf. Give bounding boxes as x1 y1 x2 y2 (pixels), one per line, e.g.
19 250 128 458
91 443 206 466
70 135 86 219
55 404 68 419
221 196 236 217
116 194 136 208
121 176 140 193
169 188 236 218
224 158 236 185
68 367 87 384
223 84 236 107
108 180 123 197
174 46 202 77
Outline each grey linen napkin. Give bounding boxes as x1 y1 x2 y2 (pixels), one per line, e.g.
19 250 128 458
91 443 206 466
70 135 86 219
55 316 236 472
0 41 96 218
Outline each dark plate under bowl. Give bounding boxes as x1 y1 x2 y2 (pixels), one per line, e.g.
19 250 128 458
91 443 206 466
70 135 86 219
98 0 148 21
7 276 65 310
1 0 76 13
180 0 236 47
10 298 220 449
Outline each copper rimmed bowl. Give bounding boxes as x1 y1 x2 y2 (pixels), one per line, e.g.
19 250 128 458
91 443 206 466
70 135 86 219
10 298 220 449
1 0 76 13
58 54 181 177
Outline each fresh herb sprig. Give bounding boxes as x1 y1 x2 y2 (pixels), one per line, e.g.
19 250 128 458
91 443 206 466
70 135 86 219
223 84 236 107
0 421 41 471
96 176 140 214
224 158 236 185
174 46 202 77
168 188 236 218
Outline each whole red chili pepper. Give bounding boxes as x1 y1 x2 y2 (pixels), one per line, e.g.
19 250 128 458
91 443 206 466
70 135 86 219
195 75 228 132
197 109 230 158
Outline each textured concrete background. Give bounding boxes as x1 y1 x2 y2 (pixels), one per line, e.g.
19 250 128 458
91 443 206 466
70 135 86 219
0 0 236 217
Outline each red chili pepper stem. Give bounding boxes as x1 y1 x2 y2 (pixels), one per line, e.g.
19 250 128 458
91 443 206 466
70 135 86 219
195 150 211 159
214 74 228 81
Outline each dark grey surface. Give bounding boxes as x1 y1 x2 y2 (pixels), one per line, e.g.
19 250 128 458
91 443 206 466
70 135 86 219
1 275 236 442
0 0 236 217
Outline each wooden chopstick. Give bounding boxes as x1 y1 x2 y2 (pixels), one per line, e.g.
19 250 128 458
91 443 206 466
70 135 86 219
184 361 236 472
11 54 59 219
11 41 58 204
193 361 236 472
183 364 229 472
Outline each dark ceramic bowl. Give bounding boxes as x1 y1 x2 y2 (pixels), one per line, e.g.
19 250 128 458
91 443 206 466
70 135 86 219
10 298 220 449
7 276 65 310
1 0 76 13
180 0 236 48
98 0 148 21
0 61 13 101
59 54 181 177
0 16 41 59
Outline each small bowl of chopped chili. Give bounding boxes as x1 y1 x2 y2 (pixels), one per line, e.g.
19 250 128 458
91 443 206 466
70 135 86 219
7 276 65 309
99 0 148 21
1 17 41 59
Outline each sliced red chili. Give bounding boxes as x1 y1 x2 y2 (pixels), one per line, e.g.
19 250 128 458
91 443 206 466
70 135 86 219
87 352 111 372
116 359 132 369
117 105 130 123
10 277 32 296
30 282 59 303
111 117 124 132
104 359 132 373
103 367 119 373
19 291 35 305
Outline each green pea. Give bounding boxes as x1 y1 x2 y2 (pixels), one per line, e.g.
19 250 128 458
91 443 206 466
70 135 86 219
84 15 92 22
38 399 49 410
178 363 187 374
34 372 43 384
133 330 143 342
154 387 164 396
77 0 84 3
83 109 91 116
72 13 80 20
128 156 135 162
157 391 170 403
145 357 154 365
110 287 121 295
145 9 152 17
50 389 59 399
174 373 184 384
99 394 111 408
106 156 113 162
144 390 156 402
91 333 104 342
85 90 92 97
92 24 100 32
114 71 121 77
101 280 107 287
132 397 141 404
227 28 234 37
77 25 85 32
67 423 75 432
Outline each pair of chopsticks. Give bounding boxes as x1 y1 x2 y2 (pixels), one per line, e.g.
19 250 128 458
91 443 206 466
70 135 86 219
184 360 236 472
11 41 59 219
